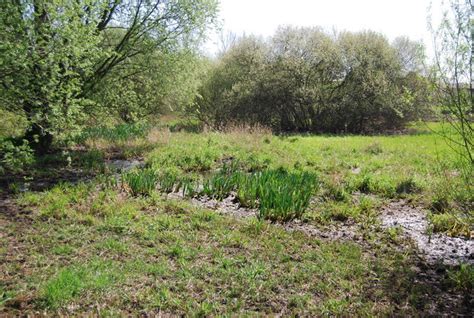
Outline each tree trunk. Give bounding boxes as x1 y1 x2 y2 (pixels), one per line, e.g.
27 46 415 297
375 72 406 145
25 122 53 155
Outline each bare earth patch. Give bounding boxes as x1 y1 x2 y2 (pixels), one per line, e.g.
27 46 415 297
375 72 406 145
380 200 474 265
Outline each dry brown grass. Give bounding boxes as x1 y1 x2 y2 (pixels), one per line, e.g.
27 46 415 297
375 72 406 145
146 127 171 145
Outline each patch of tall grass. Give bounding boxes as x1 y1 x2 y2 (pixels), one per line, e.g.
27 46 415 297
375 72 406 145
202 164 318 221
122 168 157 196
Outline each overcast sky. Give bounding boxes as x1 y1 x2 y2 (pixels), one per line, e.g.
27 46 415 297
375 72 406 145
205 0 441 57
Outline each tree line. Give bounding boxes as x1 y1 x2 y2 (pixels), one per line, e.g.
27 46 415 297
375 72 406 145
194 27 432 133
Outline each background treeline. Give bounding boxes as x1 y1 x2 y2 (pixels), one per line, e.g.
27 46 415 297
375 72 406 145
194 27 432 133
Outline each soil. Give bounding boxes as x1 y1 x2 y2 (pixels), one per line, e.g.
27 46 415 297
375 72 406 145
380 199 474 266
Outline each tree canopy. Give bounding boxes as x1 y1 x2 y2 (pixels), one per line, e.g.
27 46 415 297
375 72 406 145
0 0 218 152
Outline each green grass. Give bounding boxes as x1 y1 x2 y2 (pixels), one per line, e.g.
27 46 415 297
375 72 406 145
76 122 151 142
122 168 158 196
41 260 120 309
142 125 472 233
2 122 472 315
4 182 454 315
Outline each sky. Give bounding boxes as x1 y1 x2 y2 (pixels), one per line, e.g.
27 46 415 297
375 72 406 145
205 0 441 57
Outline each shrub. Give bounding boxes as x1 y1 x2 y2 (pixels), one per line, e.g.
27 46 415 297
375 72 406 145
0 139 34 174
194 28 430 133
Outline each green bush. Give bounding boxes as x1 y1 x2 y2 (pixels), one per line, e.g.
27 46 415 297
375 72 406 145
0 139 34 174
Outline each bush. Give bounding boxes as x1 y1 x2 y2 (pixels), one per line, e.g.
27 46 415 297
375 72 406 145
0 139 34 174
194 28 430 134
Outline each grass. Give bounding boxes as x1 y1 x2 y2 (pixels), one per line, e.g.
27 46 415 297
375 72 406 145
41 260 120 309
122 168 158 196
4 181 466 315
141 123 472 234
202 167 318 221
1 121 472 315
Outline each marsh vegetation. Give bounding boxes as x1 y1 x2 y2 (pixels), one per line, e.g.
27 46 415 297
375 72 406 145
0 0 472 315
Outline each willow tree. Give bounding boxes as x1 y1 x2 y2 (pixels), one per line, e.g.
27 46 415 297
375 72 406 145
0 0 218 153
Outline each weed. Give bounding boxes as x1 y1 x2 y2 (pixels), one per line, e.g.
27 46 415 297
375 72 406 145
365 142 383 155
76 149 105 171
252 170 318 221
386 226 403 243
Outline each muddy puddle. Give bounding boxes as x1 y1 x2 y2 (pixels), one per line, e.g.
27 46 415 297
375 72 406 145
167 191 472 265
167 191 360 242
380 200 473 265
105 159 145 173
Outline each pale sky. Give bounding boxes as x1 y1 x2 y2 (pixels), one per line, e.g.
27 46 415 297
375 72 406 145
205 0 442 57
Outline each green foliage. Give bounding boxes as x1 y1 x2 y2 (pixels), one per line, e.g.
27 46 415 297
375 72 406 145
122 169 158 196
0 139 34 174
396 177 423 195
446 264 474 293
76 149 105 171
195 27 430 133
430 213 471 238
0 0 218 151
429 0 473 165
0 110 27 138
77 123 150 142
202 166 318 221
252 170 318 221
167 118 204 133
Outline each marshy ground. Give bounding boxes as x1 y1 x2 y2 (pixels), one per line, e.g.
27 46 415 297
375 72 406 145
1 122 472 315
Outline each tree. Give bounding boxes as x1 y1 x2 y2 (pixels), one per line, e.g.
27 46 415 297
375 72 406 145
429 0 473 165
0 0 218 153
195 28 429 134
392 36 426 75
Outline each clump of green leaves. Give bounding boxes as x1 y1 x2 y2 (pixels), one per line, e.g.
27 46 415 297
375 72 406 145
122 169 158 196
0 139 34 174
77 123 150 143
430 213 471 238
202 163 241 199
252 170 318 221
396 177 422 195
